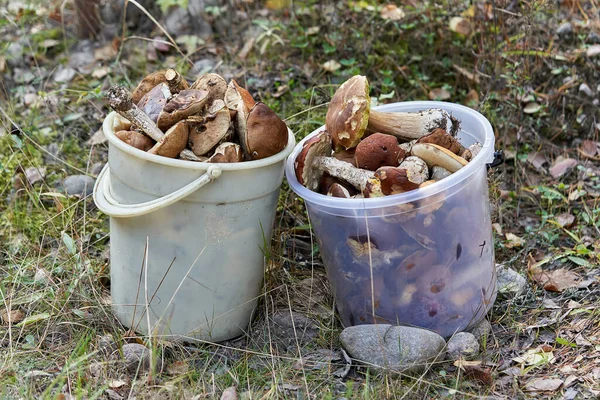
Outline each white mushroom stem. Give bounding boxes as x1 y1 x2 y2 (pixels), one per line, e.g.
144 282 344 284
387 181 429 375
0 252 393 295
368 109 459 142
106 86 165 142
314 157 375 190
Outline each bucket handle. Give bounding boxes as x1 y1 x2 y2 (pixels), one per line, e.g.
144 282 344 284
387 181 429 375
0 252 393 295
93 164 222 218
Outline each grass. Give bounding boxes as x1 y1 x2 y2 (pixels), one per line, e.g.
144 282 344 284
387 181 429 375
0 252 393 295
1 0 600 398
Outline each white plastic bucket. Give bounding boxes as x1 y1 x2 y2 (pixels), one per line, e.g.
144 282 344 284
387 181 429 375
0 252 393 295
285 101 497 338
94 111 296 342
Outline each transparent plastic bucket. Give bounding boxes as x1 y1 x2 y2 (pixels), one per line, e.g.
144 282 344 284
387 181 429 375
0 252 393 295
94 111 296 342
285 101 497 338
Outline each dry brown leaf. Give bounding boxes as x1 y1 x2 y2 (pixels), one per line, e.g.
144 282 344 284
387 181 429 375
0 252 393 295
220 386 238 400
579 140 599 158
505 233 525 248
1 309 25 324
453 64 480 84
523 102 542 114
322 60 341 72
464 89 479 108
549 158 577 178
463 364 493 385
526 152 547 170
587 44 600 57
25 166 46 185
524 378 563 392
380 4 405 21
531 268 582 292
449 16 472 35
428 87 451 100
556 213 575 228
87 128 107 145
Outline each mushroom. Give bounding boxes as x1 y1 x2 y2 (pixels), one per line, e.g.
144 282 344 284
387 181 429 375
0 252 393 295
191 73 227 102
346 236 406 268
411 143 468 173
430 166 451 181
106 85 164 142
164 68 189 94
362 177 385 198
131 70 168 104
332 148 357 166
373 166 421 195
416 128 465 155
417 180 445 214
157 89 210 131
208 142 243 163
188 99 231 156
137 83 171 123
180 149 208 162
463 142 483 161
241 102 288 160
399 139 417 154
354 133 405 170
398 156 429 185
327 182 352 198
325 75 459 149
115 130 155 151
294 130 374 191
148 120 189 158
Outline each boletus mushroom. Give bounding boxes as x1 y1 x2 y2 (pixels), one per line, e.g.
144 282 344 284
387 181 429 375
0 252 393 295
157 89 210 131
191 73 227 102
354 133 405 170
188 99 231 156
115 130 155 151
148 120 189 158
326 75 460 149
240 102 288 160
294 130 375 191
131 70 168 104
137 83 171 123
411 143 468 173
208 142 244 163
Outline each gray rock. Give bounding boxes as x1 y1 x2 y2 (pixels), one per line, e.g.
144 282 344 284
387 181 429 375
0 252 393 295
496 264 529 297
62 175 95 197
98 334 119 358
446 332 480 360
340 325 446 373
122 343 151 373
468 319 492 343
191 59 217 76
6 42 24 67
579 83 593 97
54 66 76 83
556 22 573 36
587 32 600 44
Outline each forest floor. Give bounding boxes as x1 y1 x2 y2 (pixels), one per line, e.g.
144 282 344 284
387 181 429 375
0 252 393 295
0 0 599 399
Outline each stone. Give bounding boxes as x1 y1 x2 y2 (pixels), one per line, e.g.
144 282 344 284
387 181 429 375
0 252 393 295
496 264 529 298
98 334 119 359
62 175 95 197
191 59 217 76
587 32 600 44
468 319 492 343
54 66 76 83
556 22 572 37
446 332 480 360
6 42 24 67
340 325 446 373
579 83 593 97
122 343 151 373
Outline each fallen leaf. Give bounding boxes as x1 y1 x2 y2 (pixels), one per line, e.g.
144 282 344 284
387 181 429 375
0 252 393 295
380 4 405 21
531 268 582 292
25 166 46 185
464 89 479 108
542 299 559 309
513 347 555 365
449 16 472 35
220 386 238 400
237 37 254 60
428 87 451 100
91 67 108 79
272 85 289 98
579 140 599 158
524 378 563 392
526 152 547 170
94 43 118 62
549 158 577 178
463 364 493 385
453 64 480 84
322 60 341 72
87 128 107 145
556 213 575 227
505 233 525 248
523 102 542 114
42 39 60 48
306 26 320 35
1 309 25 324
568 189 586 202
16 312 51 326
34 268 51 283
586 44 600 57
492 223 503 235
109 380 126 389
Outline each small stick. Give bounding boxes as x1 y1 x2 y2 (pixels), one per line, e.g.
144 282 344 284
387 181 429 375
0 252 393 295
106 86 165 142
165 68 188 94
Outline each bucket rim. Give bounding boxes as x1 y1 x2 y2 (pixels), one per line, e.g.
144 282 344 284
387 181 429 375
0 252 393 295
103 111 296 170
284 100 495 210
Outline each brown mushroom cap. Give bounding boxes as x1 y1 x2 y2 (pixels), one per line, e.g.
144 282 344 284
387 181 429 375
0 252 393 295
363 177 385 197
112 114 132 132
131 70 167 104
418 180 445 214
157 89 210 131
137 83 171 123
355 133 404 171
398 156 429 186
374 167 420 195
115 130 155 151
416 128 464 155
148 121 189 158
208 142 243 163
232 80 256 111
325 75 371 150
411 143 468 173
243 102 288 160
188 100 231 156
294 130 332 190
327 182 352 198
191 73 227 102
332 148 357 166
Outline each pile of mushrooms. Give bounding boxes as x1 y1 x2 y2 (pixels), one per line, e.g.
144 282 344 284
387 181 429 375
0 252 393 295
294 75 482 198
105 69 289 162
